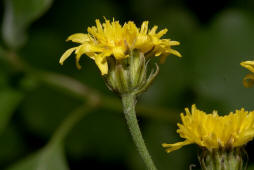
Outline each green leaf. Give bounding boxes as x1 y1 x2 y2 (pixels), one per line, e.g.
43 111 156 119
6 143 69 170
0 88 23 134
2 0 53 49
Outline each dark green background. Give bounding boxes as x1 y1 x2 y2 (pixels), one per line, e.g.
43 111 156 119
1 0 254 169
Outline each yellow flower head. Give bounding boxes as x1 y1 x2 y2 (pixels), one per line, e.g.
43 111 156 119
162 105 254 153
240 60 254 87
59 18 181 75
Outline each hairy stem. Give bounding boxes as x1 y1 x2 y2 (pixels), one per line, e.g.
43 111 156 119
122 93 157 170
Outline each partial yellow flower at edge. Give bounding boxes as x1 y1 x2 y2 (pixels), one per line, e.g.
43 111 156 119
59 18 181 75
240 60 254 87
241 61 254 73
162 105 254 153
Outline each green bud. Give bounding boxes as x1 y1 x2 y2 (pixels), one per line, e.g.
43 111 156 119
198 148 245 170
105 50 159 95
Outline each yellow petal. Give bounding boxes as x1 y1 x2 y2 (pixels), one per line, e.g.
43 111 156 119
95 56 108 75
74 44 104 69
59 47 77 65
169 41 180 46
161 140 192 153
155 51 162 57
135 35 153 53
149 25 158 35
76 44 102 55
157 29 168 38
243 73 254 88
140 21 149 34
241 61 254 73
66 33 90 43
169 49 182 58
112 46 126 59
95 19 103 33
75 53 82 70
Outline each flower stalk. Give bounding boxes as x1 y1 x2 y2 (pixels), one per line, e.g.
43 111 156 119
107 51 159 170
122 93 157 170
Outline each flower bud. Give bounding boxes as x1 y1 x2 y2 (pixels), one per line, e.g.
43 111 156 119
105 50 159 95
199 148 245 170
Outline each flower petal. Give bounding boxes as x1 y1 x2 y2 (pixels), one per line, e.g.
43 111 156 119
169 41 180 46
67 33 90 43
96 19 103 33
112 46 126 59
75 53 82 70
169 49 182 58
156 29 168 38
149 26 158 35
76 44 103 56
135 35 153 53
95 55 108 75
241 61 254 73
243 73 254 88
59 47 77 65
162 140 192 153
140 21 149 34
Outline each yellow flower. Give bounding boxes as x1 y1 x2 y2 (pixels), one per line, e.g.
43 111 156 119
162 105 254 153
240 60 254 87
60 18 181 75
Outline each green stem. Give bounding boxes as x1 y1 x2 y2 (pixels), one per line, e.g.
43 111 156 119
121 93 157 170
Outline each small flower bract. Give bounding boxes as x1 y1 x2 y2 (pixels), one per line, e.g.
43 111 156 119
60 18 181 75
162 105 254 153
241 60 254 87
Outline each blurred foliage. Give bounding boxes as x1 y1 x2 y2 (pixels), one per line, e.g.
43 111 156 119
0 88 23 134
2 0 53 49
6 144 68 170
1 0 254 170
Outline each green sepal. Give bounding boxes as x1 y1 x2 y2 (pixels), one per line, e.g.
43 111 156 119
198 148 245 170
105 50 159 96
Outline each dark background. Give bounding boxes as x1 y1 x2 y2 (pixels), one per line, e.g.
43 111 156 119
1 0 254 169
